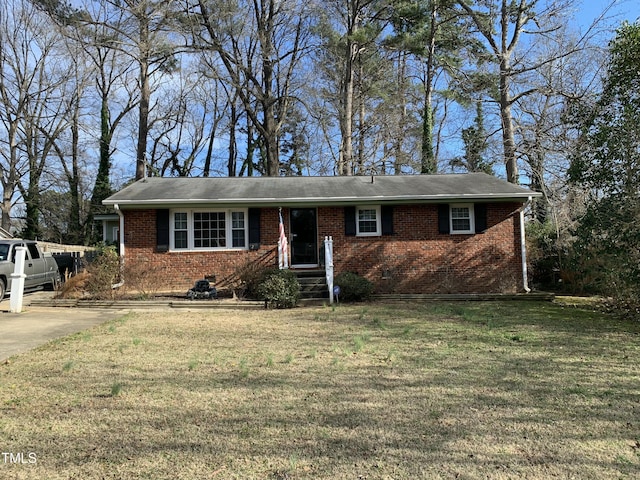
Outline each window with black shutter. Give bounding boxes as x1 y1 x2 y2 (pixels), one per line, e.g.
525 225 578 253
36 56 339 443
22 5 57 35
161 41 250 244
437 204 450 234
248 208 261 248
156 209 170 252
439 203 483 234
381 205 394 235
474 203 487 233
344 206 356 236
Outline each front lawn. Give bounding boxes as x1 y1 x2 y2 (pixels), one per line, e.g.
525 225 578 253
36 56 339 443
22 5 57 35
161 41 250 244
1 301 639 479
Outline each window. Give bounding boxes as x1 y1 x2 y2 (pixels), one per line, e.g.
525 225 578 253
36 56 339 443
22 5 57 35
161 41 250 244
174 212 188 249
356 206 381 236
26 243 40 259
231 211 246 248
450 204 474 234
194 212 226 248
171 209 248 250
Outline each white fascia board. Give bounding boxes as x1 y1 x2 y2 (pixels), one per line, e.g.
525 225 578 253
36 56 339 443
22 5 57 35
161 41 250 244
104 192 540 209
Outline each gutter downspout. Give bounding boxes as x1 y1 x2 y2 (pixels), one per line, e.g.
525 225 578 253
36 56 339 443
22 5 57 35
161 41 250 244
520 197 532 293
112 203 125 289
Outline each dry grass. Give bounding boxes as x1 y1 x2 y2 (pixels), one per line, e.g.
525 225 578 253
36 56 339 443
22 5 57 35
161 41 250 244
1 301 639 479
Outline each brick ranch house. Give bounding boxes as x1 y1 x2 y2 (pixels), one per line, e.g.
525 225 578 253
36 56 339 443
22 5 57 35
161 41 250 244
103 173 541 296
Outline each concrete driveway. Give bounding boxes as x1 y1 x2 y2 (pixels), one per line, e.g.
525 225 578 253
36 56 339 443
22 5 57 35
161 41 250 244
0 292 128 362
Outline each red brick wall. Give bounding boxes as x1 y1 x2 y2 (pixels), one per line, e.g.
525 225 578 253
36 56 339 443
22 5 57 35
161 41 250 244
122 209 280 291
122 203 524 294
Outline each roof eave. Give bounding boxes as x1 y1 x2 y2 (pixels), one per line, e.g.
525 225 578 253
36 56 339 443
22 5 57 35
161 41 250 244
103 192 540 209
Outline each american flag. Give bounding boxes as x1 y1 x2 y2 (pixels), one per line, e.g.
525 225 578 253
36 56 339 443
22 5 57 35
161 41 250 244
278 210 289 269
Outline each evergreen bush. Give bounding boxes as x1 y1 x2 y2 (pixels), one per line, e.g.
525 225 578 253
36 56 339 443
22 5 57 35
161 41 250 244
335 272 373 302
257 269 301 309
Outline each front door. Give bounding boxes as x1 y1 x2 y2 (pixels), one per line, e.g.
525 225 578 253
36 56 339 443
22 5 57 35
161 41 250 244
290 208 317 266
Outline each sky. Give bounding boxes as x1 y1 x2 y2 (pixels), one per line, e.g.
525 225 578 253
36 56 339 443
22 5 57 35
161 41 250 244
576 0 639 36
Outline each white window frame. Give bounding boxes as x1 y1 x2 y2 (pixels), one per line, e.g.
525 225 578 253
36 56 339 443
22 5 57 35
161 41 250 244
356 205 381 237
169 209 249 251
173 211 189 249
450 203 474 234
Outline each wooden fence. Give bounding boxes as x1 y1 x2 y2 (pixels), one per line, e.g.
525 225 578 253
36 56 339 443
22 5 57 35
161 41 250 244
38 241 98 277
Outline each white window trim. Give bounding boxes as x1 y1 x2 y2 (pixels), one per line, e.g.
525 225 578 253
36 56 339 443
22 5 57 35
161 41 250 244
450 203 475 234
169 208 249 251
356 205 382 237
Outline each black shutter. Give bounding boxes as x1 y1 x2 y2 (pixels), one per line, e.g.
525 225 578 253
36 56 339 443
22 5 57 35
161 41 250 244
156 209 170 252
381 205 394 235
248 208 261 247
345 206 356 236
437 204 450 234
474 203 487 233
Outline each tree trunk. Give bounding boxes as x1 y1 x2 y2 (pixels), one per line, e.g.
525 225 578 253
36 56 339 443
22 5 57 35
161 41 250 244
226 101 237 177
458 0 530 184
1 122 18 232
88 93 113 241
68 108 82 244
135 14 150 180
393 53 407 175
356 62 366 174
421 1 438 174
499 20 518 184
339 38 358 176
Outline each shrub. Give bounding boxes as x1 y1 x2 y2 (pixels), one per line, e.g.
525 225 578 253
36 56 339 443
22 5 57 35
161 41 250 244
56 271 90 299
335 272 373 302
84 245 120 300
236 261 271 299
122 260 163 299
257 269 301 309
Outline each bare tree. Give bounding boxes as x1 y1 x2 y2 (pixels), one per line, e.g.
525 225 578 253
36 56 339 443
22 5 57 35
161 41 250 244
189 0 313 176
517 25 605 222
46 0 182 181
314 0 390 175
0 0 74 235
147 65 229 177
39 33 98 244
456 0 586 184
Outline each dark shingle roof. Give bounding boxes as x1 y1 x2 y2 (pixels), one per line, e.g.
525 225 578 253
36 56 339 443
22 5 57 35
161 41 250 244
104 173 540 208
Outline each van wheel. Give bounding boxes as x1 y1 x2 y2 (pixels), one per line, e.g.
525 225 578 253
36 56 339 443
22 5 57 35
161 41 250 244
0 280 5 300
